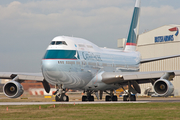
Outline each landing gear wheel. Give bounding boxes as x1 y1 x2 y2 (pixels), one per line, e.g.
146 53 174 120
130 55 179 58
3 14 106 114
123 95 136 101
61 94 66 101
82 95 94 101
64 95 69 102
67 96 69 101
82 96 88 102
112 95 118 101
123 95 128 101
89 96 94 101
55 94 69 102
130 95 136 101
55 95 61 102
105 95 111 101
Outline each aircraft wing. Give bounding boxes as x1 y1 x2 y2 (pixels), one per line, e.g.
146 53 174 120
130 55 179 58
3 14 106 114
0 72 44 82
101 70 180 85
0 72 51 93
140 54 180 63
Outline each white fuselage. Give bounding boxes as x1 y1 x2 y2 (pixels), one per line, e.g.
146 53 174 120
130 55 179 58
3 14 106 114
41 36 141 91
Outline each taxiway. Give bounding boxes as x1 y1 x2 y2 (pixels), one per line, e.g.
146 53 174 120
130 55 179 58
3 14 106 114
1 97 180 105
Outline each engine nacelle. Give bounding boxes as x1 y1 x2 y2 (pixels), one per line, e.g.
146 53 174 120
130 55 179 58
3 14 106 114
153 79 174 97
3 81 24 98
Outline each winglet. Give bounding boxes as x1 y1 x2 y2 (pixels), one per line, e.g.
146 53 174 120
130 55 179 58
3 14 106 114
124 0 141 52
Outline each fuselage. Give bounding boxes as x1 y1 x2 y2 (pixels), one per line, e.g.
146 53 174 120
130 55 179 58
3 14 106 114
41 36 141 91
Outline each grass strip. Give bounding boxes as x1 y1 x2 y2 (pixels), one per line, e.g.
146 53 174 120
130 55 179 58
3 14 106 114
0 103 180 120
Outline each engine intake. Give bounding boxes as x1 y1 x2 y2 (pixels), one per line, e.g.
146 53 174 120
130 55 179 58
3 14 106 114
3 81 24 98
154 79 174 97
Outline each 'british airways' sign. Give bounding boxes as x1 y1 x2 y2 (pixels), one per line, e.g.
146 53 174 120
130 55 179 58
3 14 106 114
155 27 179 43
155 35 174 43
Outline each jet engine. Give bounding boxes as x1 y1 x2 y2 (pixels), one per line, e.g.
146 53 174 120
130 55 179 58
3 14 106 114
153 79 174 97
3 81 24 98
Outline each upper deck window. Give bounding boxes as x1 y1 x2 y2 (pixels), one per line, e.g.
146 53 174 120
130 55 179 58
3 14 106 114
50 41 67 45
78 44 85 47
87 45 93 48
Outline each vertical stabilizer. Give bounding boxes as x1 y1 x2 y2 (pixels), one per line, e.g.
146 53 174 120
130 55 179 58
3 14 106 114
124 0 141 52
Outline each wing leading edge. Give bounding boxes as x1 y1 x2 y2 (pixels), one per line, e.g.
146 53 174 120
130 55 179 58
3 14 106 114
0 72 44 82
0 72 50 94
101 70 180 85
101 70 180 96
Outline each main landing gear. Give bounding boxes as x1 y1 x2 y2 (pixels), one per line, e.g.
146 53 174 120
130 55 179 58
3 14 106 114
82 90 118 102
105 90 118 101
122 81 137 101
54 84 69 102
82 91 94 102
123 94 136 101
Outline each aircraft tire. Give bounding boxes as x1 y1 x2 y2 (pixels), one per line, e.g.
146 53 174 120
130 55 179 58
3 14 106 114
130 95 136 101
82 96 88 101
60 93 68 102
89 96 94 101
66 96 69 102
112 95 118 101
55 94 69 102
123 95 128 101
105 96 111 101
55 95 61 102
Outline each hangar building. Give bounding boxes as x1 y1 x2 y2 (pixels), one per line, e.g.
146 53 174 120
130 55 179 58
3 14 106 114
118 25 180 96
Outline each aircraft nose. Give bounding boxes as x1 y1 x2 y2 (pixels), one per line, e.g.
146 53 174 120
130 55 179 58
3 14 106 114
42 60 57 71
41 60 60 84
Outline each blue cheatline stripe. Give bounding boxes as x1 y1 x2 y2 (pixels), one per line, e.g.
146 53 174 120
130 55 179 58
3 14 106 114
43 50 80 59
126 7 140 45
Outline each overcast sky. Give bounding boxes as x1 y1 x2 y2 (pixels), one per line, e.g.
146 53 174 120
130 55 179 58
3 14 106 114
0 0 180 72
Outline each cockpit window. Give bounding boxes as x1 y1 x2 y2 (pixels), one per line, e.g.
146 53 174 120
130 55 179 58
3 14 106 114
56 41 62 45
56 41 67 45
50 41 67 45
50 41 55 45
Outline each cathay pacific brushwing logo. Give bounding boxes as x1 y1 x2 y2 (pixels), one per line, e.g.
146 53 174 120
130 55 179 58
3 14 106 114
169 27 179 36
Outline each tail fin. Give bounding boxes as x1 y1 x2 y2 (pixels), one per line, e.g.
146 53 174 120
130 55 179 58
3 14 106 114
124 0 141 52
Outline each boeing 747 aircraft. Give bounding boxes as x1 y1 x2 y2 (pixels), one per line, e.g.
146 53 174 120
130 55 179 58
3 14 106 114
1 0 180 102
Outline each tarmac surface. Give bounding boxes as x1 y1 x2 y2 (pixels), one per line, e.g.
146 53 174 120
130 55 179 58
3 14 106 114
0 101 149 105
0 97 180 105
1 92 180 105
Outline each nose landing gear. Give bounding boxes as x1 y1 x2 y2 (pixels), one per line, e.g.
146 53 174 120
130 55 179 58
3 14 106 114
54 84 69 102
